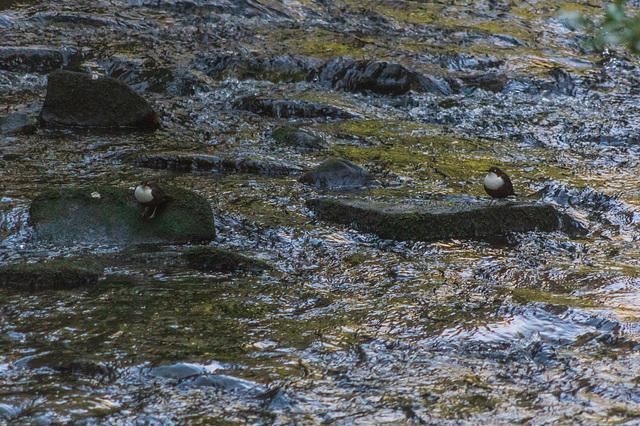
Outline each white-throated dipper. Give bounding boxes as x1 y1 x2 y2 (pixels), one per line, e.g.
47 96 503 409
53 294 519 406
484 166 516 205
134 180 166 219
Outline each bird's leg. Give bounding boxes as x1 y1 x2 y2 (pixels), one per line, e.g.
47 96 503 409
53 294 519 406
488 199 494 206
149 206 158 219
141 206 149 217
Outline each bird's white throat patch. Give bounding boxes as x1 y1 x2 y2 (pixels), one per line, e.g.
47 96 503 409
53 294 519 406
135 185 154 203
484 172 504 190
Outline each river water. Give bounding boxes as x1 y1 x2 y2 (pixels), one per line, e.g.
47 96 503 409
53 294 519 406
3 0 640 424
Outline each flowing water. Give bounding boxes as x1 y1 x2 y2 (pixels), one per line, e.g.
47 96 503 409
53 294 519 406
3 0 640 424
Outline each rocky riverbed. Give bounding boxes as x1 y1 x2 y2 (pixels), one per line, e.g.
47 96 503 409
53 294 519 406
3 0 640 424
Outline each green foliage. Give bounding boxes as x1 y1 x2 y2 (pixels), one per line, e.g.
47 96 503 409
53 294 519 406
560 0 640 53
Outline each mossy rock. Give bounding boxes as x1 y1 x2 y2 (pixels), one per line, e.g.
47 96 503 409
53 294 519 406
29 185 215 245
0 259 103 292
183 246 270 274
306 197 585 242
272 126 329 151
299 158 377 189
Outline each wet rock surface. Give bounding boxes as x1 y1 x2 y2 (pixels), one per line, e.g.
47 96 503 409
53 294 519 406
29 185 215 244
183 246 270 274
39 70 159 129
134 153 303 177
237 97 356 119
299 158 376 189
316 57 452 95
0 259 103 291
0 46 82 74
0 113 36 135
307 197 580 241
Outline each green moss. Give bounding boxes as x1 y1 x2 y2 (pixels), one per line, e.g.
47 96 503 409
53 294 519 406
29 184 215 245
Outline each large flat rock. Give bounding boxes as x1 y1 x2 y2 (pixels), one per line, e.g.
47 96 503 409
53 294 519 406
29 185 215 245
306 197 584 241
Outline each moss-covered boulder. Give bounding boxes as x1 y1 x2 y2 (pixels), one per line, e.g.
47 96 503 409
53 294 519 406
40 70 159 129
272 126 329 151
183 246 270 274
306 197 584 241
299 158 377 189
29 185 215 245
0 259 103 291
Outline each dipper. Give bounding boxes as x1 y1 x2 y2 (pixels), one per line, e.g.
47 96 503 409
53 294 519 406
484 166 516 205
134 180 166 219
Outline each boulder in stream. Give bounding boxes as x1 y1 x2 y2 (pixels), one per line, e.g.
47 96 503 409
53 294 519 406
237 97 356 119
315 57 452 95
39 70 159 129
306 197 585 241
0 258 103 292
272 126 329 151
299 158 377 189
183 246 270 274
29 185 215 245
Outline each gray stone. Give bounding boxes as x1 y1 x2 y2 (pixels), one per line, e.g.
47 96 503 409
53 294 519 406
299 158 376 189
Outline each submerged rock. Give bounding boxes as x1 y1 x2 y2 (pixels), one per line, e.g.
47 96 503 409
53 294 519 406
0 46 82 74
0 259 103 291
272 126 329 151
299 158 376 189
29 185 215 245
134 153 303 177
39 70 159 129
200 53 320 83
237 97 356 119
0 113 37 135
183 246 270 274
306 197 583 241
315 57 451 95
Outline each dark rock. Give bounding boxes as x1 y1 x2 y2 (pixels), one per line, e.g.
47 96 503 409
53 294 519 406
0 46 83 74
166 0 290 19
200 53 320 83
0 259 103 291
314 57 451 96
545 67 576 96
460 72 509 93
306 197 580 241
272 126 329 151
134 153 303 177
183 246 270 274
299 158 376 189
28 185 215 245
55 358 114 378
39 70 159 129
28 13 127 29
0 113 36 135
237 97 356 119
100 56 174 94
439 53 504 71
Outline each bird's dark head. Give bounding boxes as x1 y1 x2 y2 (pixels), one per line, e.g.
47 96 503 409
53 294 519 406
487 166 503 175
